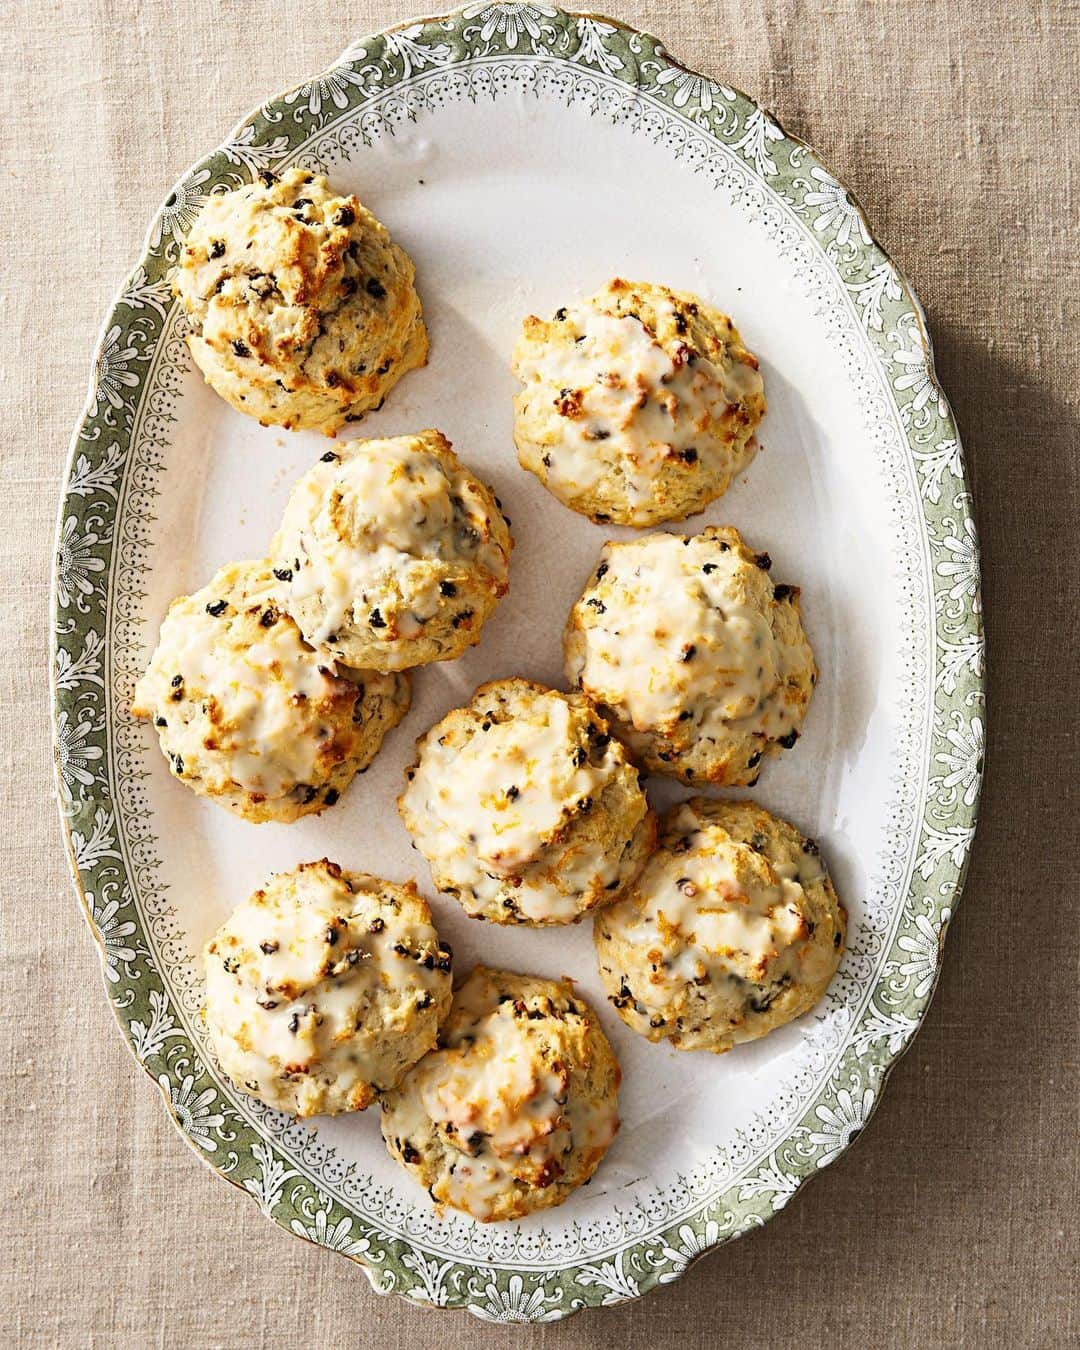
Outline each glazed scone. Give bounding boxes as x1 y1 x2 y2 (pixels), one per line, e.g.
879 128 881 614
204 860 452 1117
564 527 815 786
174 168 426 434
272 430 512 671
511 278 765 526
594 798 846 1053
398 679 655 924
131 559 410 822
381 967 620 1221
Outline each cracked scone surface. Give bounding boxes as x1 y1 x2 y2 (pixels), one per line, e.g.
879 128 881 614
272 430 512 671
174 168 426 434
380 967 620 1221
564 526 815 786
131 559 410 822
511 278 765 527
204 860 452 1117
399 679 655 924
594 798 846 1053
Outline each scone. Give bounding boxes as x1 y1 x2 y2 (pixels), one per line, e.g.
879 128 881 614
398 679 655 924
380 967 620 1221
563 527 815 785
204 860 452 1116
594 798 846 1053
174 168 426 434
272 430 512 671
511 278 765 526
131 559 410 822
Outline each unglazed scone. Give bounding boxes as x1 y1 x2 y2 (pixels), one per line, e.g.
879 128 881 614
594 798 846 1053
564 527 815 786
380 967 620 1220
174 168 426 434
204 860 452 1117
131 560 410 822
398 679 655 924
511 278 765 526
271 430 512 671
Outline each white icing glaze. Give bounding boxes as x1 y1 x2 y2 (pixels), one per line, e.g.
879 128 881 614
204 862 450 1117
132 562 375 800
383 970 619 1220
399 680 652 924
167 633 327 794
277 432 509 647
421 689 604 873
513 289 763 520
614 823 819 998
567 531 803 746
596 799 838 1047
428 1005 570 1213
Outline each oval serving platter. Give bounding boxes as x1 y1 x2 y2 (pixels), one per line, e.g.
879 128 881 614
52 4 983 1322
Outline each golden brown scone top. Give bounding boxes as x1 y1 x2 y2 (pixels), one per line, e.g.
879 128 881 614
175 168 426 434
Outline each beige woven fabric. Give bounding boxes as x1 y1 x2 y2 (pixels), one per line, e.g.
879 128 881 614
3 1 1077 1345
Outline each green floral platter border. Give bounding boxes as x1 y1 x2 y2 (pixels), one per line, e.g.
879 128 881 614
52 4 984 1322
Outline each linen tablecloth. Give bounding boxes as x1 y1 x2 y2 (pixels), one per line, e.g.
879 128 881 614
3 1 1077 1345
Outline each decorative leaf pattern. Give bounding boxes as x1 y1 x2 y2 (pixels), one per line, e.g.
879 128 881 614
52 5 982 1322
